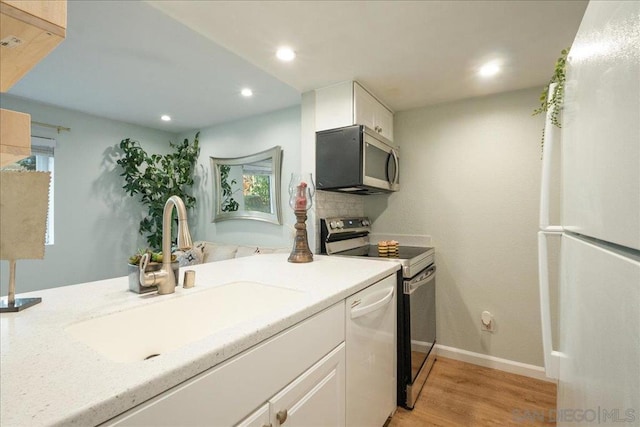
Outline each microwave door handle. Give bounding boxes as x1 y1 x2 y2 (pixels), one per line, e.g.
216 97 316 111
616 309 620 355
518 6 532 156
391 149 399 184
386 149 400 184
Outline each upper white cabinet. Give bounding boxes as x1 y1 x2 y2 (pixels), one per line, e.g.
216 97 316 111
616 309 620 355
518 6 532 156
315 81 394 141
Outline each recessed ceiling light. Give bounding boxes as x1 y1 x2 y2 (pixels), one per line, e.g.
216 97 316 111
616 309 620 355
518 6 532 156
241 88 253 97
161 115 171 121
276 47 296 62
479 61 501 77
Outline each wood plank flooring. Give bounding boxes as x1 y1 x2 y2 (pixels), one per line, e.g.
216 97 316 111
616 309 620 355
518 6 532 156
389 357 557 426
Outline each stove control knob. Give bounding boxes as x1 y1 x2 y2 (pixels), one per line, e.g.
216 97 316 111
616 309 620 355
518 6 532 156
336 220 344 229
329 221 338 229
361 219 369 226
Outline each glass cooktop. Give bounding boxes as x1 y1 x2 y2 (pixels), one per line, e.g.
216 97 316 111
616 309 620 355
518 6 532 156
337 245 433 261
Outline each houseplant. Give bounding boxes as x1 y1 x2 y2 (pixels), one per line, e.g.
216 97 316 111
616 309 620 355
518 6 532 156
533 48 569 150
219 164 239 212
117 133 199 292
116 132 200 251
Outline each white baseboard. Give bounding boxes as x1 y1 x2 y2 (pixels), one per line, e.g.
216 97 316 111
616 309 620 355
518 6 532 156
410 340 432 353
434 344 557 383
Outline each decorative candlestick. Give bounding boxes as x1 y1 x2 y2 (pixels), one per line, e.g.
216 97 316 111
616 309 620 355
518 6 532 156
289 209 313 263
288 173 315 263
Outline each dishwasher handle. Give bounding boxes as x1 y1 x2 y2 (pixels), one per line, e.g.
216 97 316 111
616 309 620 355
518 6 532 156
350 287 395 319
404 265 436 295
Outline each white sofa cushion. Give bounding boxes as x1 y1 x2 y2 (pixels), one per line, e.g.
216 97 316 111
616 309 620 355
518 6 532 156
236 246 260 258
177 241 289 265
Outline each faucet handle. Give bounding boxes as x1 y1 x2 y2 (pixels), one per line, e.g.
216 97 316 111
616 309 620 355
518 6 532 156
139 252 151 286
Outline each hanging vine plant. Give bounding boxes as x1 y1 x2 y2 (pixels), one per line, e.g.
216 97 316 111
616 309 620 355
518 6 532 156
533 48 569 150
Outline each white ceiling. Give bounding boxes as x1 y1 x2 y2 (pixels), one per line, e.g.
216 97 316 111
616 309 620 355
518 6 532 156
7 0 588 133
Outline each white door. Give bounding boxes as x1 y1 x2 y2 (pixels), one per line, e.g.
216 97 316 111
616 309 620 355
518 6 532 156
346 274 396 427
269 344 345 427
562 0 640 250
558 234 640 426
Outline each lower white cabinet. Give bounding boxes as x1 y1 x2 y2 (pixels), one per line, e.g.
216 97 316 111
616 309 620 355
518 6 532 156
105 302 344 427
238 344 345 427
236 403 270 427
104 273 397 427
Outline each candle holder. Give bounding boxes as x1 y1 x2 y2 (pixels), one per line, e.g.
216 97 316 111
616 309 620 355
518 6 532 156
288 173 315 263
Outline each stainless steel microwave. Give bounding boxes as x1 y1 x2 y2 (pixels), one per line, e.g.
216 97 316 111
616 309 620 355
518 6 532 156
316 125 399 194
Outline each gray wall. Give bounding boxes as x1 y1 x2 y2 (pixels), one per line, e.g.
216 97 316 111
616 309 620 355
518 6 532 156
0 95 177 293
185 106 301 249
366 87 547 366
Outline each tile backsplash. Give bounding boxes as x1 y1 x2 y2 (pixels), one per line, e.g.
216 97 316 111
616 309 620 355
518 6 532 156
312 191 364 252
315 190 364 219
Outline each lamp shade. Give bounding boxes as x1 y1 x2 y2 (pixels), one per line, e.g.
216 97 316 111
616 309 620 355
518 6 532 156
0 171 50 260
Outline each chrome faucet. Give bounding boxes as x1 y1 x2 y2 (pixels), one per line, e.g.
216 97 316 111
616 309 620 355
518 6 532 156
139 195 193 294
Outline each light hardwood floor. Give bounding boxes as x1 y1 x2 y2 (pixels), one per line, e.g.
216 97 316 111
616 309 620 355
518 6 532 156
389 357 557 426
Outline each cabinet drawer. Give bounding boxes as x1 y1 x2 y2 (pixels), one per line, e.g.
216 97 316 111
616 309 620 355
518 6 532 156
105 302 345 427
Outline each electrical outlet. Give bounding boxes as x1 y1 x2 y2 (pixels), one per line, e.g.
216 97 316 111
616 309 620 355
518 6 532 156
481 310 494 332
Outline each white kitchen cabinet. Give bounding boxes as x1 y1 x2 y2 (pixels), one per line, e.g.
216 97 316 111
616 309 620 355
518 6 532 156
236 403 270 427
268 344 345 427
104 302 345 427
103 274 398 427
236 344 345 427
315 81 394 141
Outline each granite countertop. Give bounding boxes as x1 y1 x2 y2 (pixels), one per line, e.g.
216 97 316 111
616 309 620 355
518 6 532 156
0 254 399 427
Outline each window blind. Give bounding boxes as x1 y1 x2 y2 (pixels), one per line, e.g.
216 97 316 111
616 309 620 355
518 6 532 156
31 136 56 157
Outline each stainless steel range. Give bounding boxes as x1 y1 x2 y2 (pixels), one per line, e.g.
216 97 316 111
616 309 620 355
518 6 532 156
320 217 436 409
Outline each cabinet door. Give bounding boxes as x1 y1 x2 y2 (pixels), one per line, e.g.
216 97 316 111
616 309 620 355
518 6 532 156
236 403 270 427
269 343 345 427
374 103 394 142
353 83 378 132
354 83 394 141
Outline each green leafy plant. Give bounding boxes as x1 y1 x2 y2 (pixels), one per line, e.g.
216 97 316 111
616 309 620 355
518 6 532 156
128 248 176 265
117 132 200 251
533 48 569 150
219 164 239 212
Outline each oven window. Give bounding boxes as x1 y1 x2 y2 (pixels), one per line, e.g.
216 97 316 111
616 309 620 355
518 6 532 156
408 269 436 381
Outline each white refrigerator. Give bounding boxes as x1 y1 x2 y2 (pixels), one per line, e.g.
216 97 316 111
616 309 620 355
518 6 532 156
538 1 640 425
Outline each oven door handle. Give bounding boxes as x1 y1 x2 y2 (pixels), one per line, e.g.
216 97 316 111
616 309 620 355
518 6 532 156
350 287 395 319
404 265 436 295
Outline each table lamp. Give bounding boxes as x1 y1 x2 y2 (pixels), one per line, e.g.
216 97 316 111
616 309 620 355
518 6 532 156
0 171 51 312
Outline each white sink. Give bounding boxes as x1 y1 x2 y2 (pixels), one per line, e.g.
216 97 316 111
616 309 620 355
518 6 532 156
65 281 304 363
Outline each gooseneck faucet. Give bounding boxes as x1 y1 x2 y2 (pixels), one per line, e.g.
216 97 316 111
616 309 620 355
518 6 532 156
139 195 193 294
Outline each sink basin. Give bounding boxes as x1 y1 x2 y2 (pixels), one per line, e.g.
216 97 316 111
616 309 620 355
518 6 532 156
65 281 304 363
